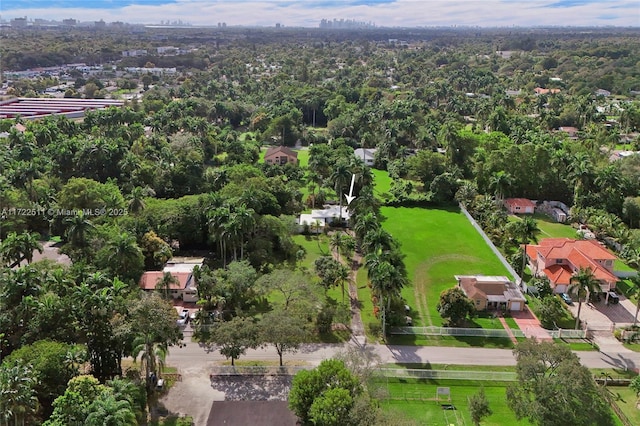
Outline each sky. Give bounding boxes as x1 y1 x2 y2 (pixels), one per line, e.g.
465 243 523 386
2 0 639 27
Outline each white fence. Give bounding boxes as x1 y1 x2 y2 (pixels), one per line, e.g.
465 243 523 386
547 329 587 339
389 326 525 338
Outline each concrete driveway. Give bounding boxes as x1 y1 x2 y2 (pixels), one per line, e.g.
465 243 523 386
566 294 639 330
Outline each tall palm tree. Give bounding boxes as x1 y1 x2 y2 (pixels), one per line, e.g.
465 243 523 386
127 186 155 214
353 212 379 247
366 254 407 337
155 272 178 300
104 232 143 280
131 336 168 391
64 211 95 258
330 161 352 224
515 216 541 276
489 170 513 201
0 360 39 426
208 206 231 267
569 267 601 330
85 392 137 426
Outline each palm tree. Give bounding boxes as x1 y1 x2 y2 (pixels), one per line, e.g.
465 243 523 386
569 267 601 330
366 254 407 337
127 186 155 214
353 212 379 247
334 263 350 303
231 204 255 260
155 272 178 300
85 392 137 426
0 232 43 268
104 232 143 280
131 336 168 391
0 360 39 426
514 216 541 276
64 211 95 258
488 170 513 201
208 206 231 267
330 161 352 224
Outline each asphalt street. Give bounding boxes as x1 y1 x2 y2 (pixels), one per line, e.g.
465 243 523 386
166 339 640 371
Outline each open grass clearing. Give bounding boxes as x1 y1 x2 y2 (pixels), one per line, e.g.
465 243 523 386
372 169 393 200
380 206 511 327
609 387 640 426
377 378 530 426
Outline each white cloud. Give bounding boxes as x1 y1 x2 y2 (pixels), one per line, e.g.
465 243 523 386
3 0 639 27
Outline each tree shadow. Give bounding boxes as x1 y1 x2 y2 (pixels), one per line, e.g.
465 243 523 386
210 376 293 401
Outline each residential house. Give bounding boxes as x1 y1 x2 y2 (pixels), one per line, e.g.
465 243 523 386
558 126 579 139
354 148 377 166
298 205 350 231
504 198 536 215
456 275 526 311
525 238 618 295
534 87 561 95
264 146 298 165
138 257 204 302
595 89 611 97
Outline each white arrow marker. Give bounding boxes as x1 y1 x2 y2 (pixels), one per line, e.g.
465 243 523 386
345 174 356 205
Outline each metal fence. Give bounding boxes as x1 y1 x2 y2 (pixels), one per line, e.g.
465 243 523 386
389 326 526 338
375 368 517 381
547 329 587 339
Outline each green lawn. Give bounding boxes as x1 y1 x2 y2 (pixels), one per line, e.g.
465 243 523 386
292 234 330 271
378 378 531 426
608 387 640 426
372 169 393 200
380 206 511 327
554 338 599 351
531 213 580 239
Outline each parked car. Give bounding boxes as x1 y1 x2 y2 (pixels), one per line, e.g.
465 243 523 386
180 309 189 321
608 292 619 304
560 293 573 305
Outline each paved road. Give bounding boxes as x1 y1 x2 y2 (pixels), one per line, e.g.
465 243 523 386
166 339 640 371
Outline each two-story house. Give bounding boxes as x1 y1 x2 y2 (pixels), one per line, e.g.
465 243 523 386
525 238 618 295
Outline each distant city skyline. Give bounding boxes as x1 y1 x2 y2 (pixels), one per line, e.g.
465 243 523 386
2 0 639 27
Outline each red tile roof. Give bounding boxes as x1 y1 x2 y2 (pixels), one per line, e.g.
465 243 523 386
542 264 574 286
139 271 192 290
528 238 618 286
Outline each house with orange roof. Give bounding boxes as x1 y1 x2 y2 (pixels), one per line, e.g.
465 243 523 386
504 198 536 215
456 275 526 312
138 257 203 302
525 238 618 295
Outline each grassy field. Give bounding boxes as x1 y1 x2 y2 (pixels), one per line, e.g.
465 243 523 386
379 206 511 327
529 213 580 239
609 387 640 426
378 378 531 426
372 169 393 200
